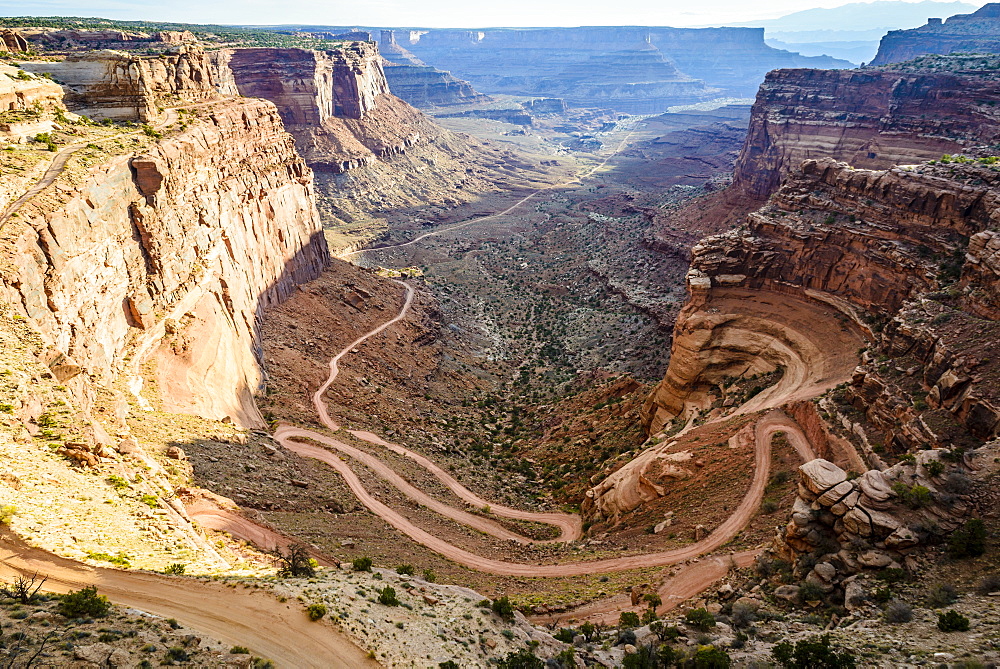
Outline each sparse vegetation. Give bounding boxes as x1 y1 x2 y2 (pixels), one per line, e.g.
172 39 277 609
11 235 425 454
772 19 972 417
491 595 515 621
58 585 111 618
684 607 716 631
352 556 373 572
948 518 987 558
271 544 316 577
377 586 399 606
937 609 971 632
773 634 857 668
306 603 327 621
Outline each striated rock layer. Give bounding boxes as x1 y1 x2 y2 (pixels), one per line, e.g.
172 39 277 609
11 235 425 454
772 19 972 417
872 2 1000 65
732 66 1000 202
0 98 327 427
645 157 1000 452
21 46 237 121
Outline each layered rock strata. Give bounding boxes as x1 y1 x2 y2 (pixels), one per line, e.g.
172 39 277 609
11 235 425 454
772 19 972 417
0 98 327 427
401 26 849 109
21 47 237 121
872 2 1000 65
731 66 1000 202
0 28 27 53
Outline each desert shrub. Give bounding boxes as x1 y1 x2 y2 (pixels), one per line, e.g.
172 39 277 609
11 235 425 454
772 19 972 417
579 621 596 641
491 595 515 620
0 572 46 604
272 544 315 577
617 629 637 647
927 583 959 607
395 564 414 576
496 649 544 669
684 607 716 631
163 647 189 664
938 609 970 632
439 662 459 669
351 556 373 572
730 601 757 629
230 646 250 654
798 580 825 603
306 603 327 621
884 599 913 623
943 471 972 493
377 586 399 606
892 482 932 509
163 563 186 575
58 586 111 618
876 568 908 585
772 634 857 668
948 519 987 558
977 573 1000 594
554 627 576 643
619 611 641 628
692 645 731 668
422 568 436 582
926 460 945 477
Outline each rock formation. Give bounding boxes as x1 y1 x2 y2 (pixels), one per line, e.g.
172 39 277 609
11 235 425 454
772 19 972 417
872 3 1000 65
379 30 490 108
732 66 1000 202
0 63 63 112
21 27 195 51
20 46 237 121
400 26 850 111
0 28 28 53
0 93 327 427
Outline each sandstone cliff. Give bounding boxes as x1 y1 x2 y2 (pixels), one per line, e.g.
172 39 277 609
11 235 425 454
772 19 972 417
0 97 326 427
731 66 1000 203
872 2 1000 65
21 47 237 121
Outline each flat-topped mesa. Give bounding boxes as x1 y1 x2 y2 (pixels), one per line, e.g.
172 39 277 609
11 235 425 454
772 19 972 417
20 27 196 51
225 44 389 124
402 26 850 110
20 46 237 121
731 66 1000 203
872 2 1000 65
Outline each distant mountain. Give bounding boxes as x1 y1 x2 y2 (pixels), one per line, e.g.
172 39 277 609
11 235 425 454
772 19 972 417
733 1 978 32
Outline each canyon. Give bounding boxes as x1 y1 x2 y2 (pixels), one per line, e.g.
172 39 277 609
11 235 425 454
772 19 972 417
0 15 999 669
872 2 1000 64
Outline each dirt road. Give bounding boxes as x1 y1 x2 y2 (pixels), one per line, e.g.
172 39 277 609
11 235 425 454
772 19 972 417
0 533 377 668
272 276 817 575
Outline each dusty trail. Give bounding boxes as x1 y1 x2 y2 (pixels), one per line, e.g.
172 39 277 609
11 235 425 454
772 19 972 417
0 534 377 668
272 274 816 575
302 280 582 544
338 127 638 261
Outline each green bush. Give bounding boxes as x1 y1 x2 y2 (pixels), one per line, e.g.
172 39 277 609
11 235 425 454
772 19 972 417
377 586 399 606
230 646 250 654
0 504 15 525
58 586 111 618
773 634 857 668
554 627 575 643
891 482 932 509
163 563 186 575
693 645 731 668
798 580 825 603
619 611 641 628
496 649 544 669
491 595 515 621
395 564 414 576
684 607 716 631
351 556 372 572
306 603 327 621
948 519 987 559
163 647 189 664
422 568 436 582
938 609 970 632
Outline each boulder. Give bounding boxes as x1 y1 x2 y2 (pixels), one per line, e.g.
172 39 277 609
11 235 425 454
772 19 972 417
857 470 893 505
799 459 847 495
857 550 893 568
774 585 800 602
843 578 867 611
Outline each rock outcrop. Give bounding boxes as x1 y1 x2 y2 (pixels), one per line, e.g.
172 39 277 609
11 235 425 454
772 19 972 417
0 97 327 427
22 27 196 51
382 62 491 108
872 3 1000 65
0 28 28 53
21 47 237 121
0 63 63 112
731 66 1000 202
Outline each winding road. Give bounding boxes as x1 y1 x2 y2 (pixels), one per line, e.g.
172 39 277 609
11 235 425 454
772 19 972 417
271 281 819 577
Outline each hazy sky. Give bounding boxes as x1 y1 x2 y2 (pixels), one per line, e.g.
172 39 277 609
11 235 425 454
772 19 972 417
0 0 987 28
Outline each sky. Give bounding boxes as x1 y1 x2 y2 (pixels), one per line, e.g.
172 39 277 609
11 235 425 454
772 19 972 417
0 0 988 28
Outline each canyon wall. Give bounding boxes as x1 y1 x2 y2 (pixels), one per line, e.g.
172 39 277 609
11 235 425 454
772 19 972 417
731 66 1000 203
399 26 850 111
0 97 327 427
872 3 1000 65
21 46 237 121
644 157 1000 454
